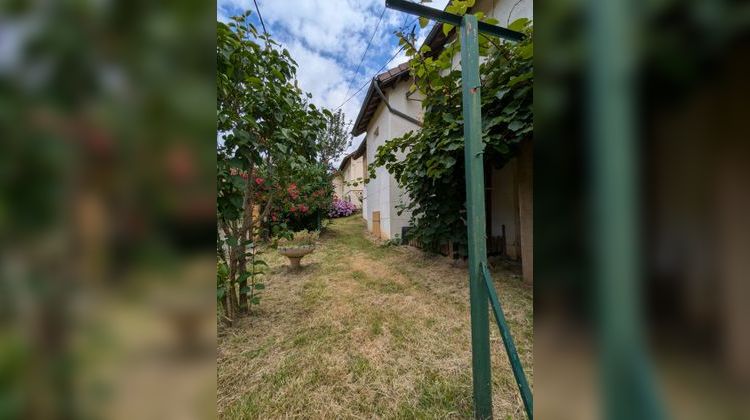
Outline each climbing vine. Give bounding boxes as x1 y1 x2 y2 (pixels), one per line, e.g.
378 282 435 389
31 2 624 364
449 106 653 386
371 6 532 253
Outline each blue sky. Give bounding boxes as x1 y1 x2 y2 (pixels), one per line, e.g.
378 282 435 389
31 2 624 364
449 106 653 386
217 0 449 158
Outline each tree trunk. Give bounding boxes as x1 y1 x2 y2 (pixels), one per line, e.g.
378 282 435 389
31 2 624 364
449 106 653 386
237 164 256 313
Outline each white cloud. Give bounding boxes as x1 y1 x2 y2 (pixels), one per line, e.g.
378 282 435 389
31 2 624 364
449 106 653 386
217 0 452 161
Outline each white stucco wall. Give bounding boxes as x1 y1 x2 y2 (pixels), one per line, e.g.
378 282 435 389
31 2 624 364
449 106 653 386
364 104 389 235
491 159 520 259
332 175 344 199
385 82 422 239
342 155 364 207
362 81 422 239
361 147 368 221
482 0 532 25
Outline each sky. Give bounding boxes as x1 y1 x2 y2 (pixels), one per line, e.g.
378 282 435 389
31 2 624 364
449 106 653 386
217 0 450 164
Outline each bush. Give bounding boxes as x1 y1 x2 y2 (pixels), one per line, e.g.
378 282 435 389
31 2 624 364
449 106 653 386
328 198 357 218
277 230 319 248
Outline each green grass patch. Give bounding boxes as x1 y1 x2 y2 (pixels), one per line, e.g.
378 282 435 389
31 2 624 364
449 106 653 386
352 270 407 294
290 323 336 349
300 278 327 307
240 337 274 360
393 370 473 418
348 353 372 380
389 316 417 346
368 312 384 337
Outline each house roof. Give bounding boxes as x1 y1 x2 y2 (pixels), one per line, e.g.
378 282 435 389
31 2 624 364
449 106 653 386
350 1 464 137
338 139 367 172
338 151 353 172
350 62 412 136
350 0 480 137
351 136 366 159
423 19 453 57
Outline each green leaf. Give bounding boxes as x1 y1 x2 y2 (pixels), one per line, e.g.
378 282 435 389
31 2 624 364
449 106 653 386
519 44 533 59
254 283 266 290
226 235 239 247
508 18 529 32
495 88 510 100
442 23 454 36
419 17 429 28
508 72 532 87
508 120 524 131
218 263 229 277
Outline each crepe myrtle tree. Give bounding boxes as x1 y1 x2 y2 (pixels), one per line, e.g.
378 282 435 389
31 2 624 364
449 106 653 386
371 7 533 254
318 109 351 171
217 11 330 322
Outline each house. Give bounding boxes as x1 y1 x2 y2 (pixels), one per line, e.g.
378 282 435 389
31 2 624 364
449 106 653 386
332 151 365 207
332 172 345 201
352 0 533 282
351 62 423 240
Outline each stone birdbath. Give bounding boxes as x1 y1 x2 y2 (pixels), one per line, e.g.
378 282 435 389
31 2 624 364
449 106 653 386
277 230 318 270
278 244 315 270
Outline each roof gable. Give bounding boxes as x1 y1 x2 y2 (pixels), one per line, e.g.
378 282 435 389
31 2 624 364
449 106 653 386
350 62 411 136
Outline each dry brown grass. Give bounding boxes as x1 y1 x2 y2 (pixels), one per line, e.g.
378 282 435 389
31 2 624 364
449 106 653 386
217 216 533 419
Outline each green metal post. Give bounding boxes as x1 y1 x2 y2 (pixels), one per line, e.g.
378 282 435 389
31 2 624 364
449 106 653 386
589 0 663 418
460 14 493 420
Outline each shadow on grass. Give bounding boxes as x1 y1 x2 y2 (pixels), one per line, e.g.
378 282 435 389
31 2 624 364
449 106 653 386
281 262 321 275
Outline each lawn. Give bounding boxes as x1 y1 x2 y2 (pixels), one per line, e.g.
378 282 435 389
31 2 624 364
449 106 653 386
217 215 533 419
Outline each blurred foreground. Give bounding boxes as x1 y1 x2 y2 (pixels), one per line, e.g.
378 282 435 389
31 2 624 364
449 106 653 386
536 0 750 418
0 1 215 419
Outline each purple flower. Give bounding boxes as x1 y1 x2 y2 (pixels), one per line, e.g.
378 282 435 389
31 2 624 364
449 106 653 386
328 198 358 218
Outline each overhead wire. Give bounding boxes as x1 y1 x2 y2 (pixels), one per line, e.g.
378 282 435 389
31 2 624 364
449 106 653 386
342 6 387 102
335 44 406 110
333 12 423 111
252 0 268 35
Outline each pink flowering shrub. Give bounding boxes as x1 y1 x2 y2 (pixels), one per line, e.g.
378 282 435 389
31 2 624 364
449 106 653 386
328 198 357 218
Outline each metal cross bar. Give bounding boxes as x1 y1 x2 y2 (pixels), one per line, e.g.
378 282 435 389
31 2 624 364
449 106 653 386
482 263 533 419
385 0 525 41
